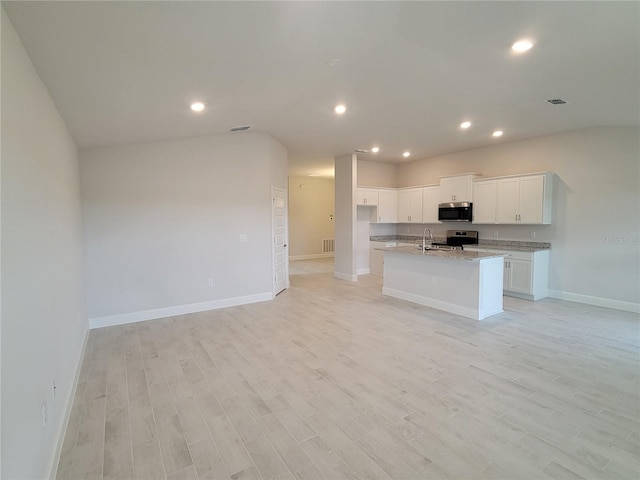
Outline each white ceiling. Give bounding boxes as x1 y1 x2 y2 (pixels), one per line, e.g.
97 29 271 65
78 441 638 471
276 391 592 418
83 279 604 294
4 1 639 177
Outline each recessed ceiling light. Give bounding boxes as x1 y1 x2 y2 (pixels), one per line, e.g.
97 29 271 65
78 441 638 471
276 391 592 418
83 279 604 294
371 147 380 153
460 121 472 129
511 39 533 53
492 130 504 137
402 151 411 158
190 102 205 112
334 104 347 115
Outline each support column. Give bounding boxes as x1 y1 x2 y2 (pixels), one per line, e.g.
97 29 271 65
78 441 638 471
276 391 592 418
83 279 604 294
334 153 358 281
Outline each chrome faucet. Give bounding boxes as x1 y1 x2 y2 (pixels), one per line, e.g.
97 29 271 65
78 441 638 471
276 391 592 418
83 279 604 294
423 228 433 251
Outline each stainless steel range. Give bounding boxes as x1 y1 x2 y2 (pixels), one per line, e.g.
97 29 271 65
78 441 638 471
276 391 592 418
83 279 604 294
432 230 479 250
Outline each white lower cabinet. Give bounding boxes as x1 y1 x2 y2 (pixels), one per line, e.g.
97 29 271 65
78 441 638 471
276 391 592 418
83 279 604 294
465 248 550 301
505 257 532 295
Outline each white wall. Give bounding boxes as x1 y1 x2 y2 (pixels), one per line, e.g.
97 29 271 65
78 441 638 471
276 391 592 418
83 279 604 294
357 159 397 188
1 10 88 479
81 132 287 326
396 127 640 310
288 176 335 259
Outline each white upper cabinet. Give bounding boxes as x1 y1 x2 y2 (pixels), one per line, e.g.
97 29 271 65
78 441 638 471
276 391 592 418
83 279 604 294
440 174 476 203
377 189 398 223
496 173 553 224
421 186 440 223
355 188 378 206
472 179 497 224
397 188 423 223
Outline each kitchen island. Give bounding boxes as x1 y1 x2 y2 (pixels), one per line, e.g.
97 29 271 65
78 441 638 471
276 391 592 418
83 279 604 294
380 246 506 320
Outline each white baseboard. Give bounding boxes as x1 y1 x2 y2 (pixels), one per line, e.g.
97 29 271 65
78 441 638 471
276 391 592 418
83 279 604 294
382 287 496 320
289 253 335 260
89 292 274 329
357 268 370 275
46 327 90 480
548 290 640 313
334 271 358 282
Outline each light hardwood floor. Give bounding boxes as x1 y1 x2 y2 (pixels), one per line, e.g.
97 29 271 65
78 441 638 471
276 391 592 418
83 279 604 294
57 259 639 479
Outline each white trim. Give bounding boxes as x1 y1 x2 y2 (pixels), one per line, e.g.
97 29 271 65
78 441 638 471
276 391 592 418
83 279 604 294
357 268 370 275
382 287 503 320
289 253 335 261
46 328 90 479
334 271 358 282
89 292 273 329
548 290 640 314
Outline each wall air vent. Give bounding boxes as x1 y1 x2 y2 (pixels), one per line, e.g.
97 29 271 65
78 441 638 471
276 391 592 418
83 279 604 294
546 98 567 105
230 125 252 132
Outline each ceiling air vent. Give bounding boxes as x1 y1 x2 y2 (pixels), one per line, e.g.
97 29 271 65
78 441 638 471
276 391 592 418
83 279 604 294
230 125 252 132
354 148 370 153
546 98 567 105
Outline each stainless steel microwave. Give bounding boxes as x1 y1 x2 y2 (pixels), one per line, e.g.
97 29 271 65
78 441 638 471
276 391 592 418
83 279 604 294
438 202 473 222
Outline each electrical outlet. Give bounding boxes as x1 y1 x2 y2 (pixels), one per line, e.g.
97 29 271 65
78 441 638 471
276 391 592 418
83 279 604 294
208 278 214 287
239 234 247 243
493 230 499 238
42 398 48 427
530 231 536 239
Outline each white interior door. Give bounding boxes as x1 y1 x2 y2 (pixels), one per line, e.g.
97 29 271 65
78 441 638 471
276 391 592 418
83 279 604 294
272 187 288 295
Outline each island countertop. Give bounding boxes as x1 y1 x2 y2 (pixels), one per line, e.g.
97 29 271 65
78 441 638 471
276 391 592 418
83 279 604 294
377 245 508 262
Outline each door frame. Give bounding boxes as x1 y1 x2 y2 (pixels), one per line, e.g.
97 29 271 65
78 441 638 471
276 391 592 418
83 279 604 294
271 186 289 296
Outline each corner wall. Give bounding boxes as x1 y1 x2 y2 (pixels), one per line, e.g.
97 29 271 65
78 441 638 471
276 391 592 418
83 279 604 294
80 132 287 327
1 10 88 479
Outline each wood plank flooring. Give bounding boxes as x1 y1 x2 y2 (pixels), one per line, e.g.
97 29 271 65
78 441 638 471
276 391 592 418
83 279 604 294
57 258 640 479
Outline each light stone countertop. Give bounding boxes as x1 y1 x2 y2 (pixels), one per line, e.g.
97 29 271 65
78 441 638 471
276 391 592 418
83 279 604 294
377 245 508 262
370 236 551 253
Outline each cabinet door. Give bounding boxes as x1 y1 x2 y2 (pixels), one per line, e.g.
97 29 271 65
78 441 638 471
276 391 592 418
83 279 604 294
440 175 473 202
472 180 497 224
506 259 533 294
355 188 378 205
398 188 422 223
519 175 545 224
454 176 473 203
496 178 520 223
421 186 440 223
439 178 457 203
377 189 398 223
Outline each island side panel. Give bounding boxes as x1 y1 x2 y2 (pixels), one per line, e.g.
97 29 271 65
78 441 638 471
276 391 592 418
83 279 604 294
382 252 483 319
478 256 505 319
